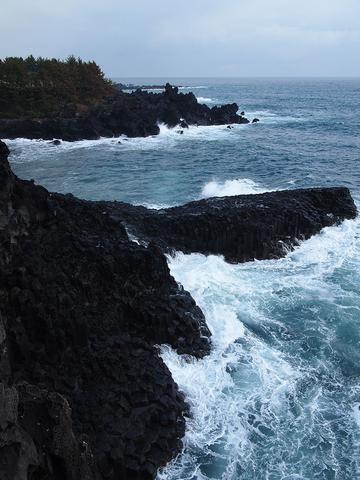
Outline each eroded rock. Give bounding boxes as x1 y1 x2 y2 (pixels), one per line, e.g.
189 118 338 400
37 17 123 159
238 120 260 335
0 140 210 479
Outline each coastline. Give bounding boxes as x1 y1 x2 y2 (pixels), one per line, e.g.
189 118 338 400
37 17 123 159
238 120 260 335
0 139 357 479
0 84 252 142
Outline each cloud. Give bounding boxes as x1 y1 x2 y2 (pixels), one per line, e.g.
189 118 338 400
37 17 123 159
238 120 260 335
0 0 359 76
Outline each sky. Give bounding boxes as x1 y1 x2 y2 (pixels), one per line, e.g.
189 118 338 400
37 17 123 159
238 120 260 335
1 0 359 77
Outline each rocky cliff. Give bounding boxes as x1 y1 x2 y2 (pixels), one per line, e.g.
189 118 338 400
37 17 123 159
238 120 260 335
0 140 210 480
0 140 356 479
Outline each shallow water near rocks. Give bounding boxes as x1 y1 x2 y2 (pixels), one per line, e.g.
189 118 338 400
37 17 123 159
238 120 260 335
8 78 360 479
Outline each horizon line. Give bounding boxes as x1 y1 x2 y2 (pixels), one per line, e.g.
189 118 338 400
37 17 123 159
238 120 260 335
110 75 360 79
110 74 360 80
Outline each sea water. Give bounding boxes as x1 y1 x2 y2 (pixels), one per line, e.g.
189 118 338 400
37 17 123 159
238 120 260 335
7 78 360 479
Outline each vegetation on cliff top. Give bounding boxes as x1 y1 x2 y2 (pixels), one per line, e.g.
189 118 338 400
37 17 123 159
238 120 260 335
0 55 116 118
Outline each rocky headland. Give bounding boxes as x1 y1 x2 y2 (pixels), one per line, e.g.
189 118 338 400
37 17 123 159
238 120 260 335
0 84 250 142
0 139 356 479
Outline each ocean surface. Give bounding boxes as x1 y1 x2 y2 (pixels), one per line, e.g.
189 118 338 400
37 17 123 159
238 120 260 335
7 78 360 480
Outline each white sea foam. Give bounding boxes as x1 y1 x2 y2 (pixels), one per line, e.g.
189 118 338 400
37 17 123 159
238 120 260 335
201 178 268 198
246 109 305 124
137 201 173 210
179 85 208 90
6 122 249 164
158 216 360 479
196 96 216 104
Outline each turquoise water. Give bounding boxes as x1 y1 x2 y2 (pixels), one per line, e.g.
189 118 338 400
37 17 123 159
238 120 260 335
7 78 360 479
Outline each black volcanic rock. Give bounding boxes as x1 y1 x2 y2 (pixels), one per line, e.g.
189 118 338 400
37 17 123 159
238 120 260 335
0 85 249 141
103 188 357 263
0 139 357 479
0 140 9 156
0 140 210 479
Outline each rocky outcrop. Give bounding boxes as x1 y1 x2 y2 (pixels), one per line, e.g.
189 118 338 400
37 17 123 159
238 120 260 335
102 188 357 263
0 85 249 141
0 140 210 479
0 138 357 479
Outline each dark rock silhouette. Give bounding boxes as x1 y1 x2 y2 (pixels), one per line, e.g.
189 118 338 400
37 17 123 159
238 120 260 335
0 139 357 479
252 118 260 123
103 189 357 263
0 140 210 480
0 85 249 141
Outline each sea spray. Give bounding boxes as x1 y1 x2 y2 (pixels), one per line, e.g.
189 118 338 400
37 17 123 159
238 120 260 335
158 218 360 480
201 178 268 198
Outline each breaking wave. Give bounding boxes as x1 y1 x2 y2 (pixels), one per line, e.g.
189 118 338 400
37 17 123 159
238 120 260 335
201 178 268 198
158 216 360 479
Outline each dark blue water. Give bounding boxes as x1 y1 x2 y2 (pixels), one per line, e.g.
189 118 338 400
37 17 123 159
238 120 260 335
7 78 360 480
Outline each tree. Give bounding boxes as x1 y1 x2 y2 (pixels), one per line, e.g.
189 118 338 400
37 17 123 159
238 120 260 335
0 56 116 118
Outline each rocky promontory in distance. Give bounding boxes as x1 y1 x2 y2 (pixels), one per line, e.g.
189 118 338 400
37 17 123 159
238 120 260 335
116 83 180 91
0 139 356 479
0 56 253 141
0 84 250 141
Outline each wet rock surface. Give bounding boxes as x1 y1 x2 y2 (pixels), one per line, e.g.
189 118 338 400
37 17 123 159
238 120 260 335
0 140 210 479
103 188 357 263
0 84 249 141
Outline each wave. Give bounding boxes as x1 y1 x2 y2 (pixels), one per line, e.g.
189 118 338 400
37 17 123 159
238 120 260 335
6 123 250 163
201 178 268 198
158 217 360 479
196 96 216 104
179 85 208 90
245 109 305 124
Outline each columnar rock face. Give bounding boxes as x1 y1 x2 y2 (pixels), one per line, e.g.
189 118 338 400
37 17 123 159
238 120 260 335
0 139 357 480
0 85 249 141
103 188 357 263
0 140 210 480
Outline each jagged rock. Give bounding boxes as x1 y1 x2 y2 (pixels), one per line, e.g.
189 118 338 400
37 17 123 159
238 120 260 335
0 140 210 479
103 188 357 263
0 382 98 480
252 118 260 123
0 140 9 157
0 85 249 141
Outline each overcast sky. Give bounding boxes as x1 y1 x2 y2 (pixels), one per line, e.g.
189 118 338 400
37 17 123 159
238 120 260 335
1 0 359 77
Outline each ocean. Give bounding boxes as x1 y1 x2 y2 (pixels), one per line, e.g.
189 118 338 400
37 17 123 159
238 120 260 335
7 78 360 480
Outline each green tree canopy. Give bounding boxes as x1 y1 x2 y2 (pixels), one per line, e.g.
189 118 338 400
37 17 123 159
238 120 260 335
0 56 115 118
